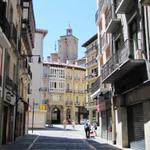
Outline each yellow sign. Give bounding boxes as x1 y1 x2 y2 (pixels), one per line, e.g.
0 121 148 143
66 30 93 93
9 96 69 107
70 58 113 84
39 104 46 110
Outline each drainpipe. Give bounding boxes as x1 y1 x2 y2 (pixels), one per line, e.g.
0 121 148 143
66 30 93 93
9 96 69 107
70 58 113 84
0 48 5 145
14 51 20 141
111 85 116 144
139 3 150 79
143 6 150 79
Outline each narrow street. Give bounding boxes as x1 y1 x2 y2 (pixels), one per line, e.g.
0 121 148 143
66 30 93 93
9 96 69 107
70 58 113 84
1 125 122 150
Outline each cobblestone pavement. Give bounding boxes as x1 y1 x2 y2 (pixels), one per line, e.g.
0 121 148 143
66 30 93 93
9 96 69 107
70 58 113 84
1 125 123 150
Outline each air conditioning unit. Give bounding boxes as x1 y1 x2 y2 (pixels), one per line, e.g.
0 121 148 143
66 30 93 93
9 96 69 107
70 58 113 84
135 49 145 59
140 0 150 5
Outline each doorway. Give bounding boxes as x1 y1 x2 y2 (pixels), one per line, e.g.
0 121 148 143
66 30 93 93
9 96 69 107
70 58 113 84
51 107 60 124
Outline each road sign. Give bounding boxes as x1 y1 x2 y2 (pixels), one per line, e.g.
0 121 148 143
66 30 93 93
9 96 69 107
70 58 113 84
39 104 46 110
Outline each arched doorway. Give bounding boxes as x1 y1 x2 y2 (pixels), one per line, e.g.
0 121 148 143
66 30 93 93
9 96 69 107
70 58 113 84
51 107 60 124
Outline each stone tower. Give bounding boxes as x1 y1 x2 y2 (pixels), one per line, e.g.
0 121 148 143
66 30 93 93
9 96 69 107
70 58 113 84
58 25 78 63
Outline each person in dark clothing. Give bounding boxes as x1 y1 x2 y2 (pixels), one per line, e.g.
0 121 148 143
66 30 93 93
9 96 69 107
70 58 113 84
84 121 90 138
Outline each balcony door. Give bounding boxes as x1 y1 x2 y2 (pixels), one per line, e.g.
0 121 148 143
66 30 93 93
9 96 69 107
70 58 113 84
129 17 138 59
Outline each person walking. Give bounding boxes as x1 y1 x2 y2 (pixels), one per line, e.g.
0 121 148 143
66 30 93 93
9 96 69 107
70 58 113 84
72 120 75 130
63 119 67 130
84 120 90 138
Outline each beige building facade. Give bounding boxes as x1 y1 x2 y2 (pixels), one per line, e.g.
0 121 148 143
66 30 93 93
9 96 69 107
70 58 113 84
82 34 99 124
42 61 87 124
96 0 150 150
0 0 35 145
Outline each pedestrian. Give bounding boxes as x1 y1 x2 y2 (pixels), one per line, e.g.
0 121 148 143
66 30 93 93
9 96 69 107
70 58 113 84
63 119 67 130
72 120 75 130
93 122 97 136
84 120 90 138
90 123 96 138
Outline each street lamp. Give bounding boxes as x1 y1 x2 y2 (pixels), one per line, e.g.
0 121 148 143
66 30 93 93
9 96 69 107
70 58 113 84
31 99 38 133
20 54 42 63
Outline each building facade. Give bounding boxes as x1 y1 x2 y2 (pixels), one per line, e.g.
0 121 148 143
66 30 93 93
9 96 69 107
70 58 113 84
58 25 78 63
82 34 99 124
96 0 150 150
42 61 87 124
0 0 35 145
28 29 47 128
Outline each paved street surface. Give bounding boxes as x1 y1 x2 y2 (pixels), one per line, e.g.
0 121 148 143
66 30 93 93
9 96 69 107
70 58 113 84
1 125 124 150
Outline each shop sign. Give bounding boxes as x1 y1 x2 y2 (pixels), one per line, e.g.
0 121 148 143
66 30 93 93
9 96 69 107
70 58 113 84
39 104 46 110
96 102 106 112
4 89 15 105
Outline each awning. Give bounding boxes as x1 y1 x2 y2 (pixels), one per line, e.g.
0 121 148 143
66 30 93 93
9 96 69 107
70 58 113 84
90 87 110 99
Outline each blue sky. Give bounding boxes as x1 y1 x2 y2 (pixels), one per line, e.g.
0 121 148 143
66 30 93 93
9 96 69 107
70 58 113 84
33 0 97 59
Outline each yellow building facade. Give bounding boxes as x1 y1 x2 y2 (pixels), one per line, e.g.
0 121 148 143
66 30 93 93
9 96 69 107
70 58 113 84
42 62 87 124
82 34 99 124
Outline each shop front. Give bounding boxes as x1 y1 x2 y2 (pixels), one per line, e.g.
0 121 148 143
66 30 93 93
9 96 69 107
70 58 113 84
98 100 112 141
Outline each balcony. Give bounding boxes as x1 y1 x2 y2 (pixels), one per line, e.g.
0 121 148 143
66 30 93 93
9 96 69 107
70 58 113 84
39 87 48 92
85 44 98 55
66 89 72 93
86 58 97 68
85 72 98 80
105 5 121 33
74 101 80 106
19 58 32 79
115 0 134 14
140 0 150 5
101 39 146 83
95 0 111 24
91 77 100 94
65 100 73 106
21 0 35 54
10 23 17 48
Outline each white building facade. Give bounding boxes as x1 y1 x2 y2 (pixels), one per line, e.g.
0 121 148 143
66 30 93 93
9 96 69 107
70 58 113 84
28 29 47 128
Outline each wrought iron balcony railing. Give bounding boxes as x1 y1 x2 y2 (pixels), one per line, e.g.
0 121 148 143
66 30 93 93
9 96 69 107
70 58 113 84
95 0 111 23
86 58 97 67
91 77 100 94
85 45 98 55
101 39 145 81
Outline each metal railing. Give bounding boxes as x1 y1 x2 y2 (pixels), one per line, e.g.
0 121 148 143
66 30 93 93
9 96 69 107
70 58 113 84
85 44 98 55
101 39 144 80
86 58 97 67
91 77 101 94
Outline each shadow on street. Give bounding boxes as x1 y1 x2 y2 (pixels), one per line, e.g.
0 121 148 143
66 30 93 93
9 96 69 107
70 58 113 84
1 134 123 150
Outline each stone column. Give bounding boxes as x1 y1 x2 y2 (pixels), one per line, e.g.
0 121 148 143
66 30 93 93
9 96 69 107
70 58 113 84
116 106 128 147
143 100 150 150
